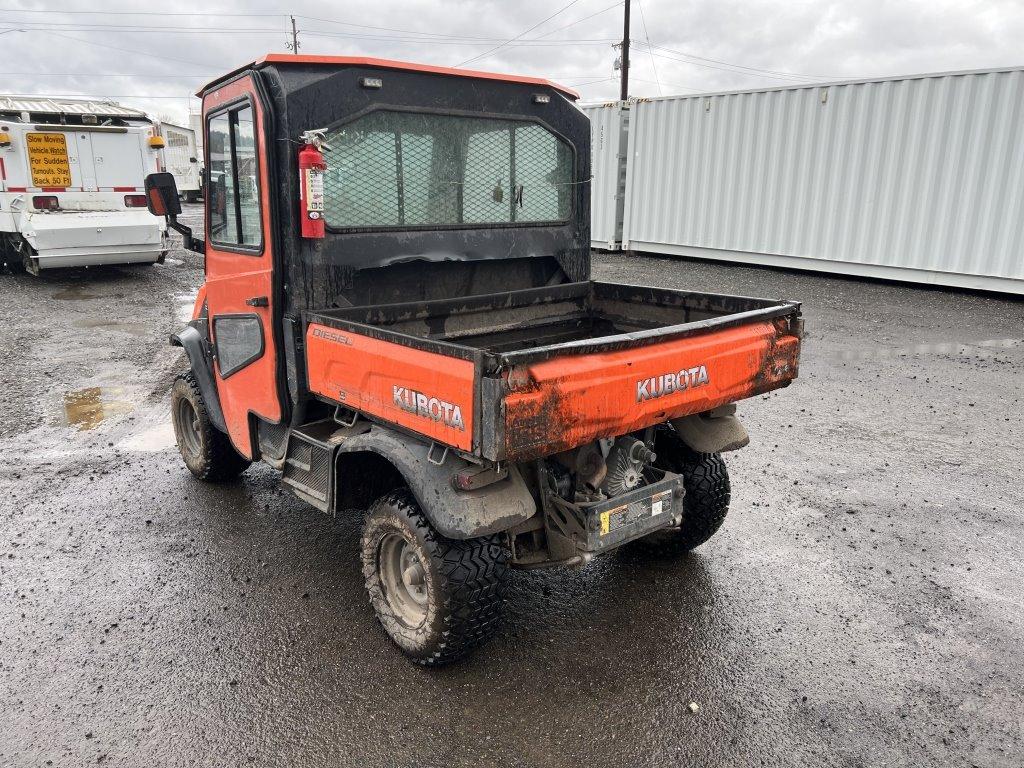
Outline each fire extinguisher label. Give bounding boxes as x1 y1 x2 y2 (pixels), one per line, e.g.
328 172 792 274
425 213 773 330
305 168 324 213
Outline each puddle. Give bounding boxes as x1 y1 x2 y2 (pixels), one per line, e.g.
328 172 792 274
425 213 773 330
52 285 104 301
174 292 198 323
121 421 176 452
73 318 150 337
63 387 134 430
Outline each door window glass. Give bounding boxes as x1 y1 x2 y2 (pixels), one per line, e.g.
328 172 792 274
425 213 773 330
208 104 262 249
214 315 264 377
208 113 235 243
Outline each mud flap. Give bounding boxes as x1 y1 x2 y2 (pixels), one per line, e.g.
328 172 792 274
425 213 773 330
337 426 537 540
170 324 226 433
670 403 749 453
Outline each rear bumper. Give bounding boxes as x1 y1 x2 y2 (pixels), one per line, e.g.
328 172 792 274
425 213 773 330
34 246 165 269
17 209 168 268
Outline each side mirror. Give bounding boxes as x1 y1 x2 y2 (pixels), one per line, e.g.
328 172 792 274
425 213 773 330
144 171 204 254
144 172 182 217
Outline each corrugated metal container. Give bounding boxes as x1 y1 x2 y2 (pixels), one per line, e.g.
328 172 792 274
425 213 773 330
621 67 1024 294
583 101 629 250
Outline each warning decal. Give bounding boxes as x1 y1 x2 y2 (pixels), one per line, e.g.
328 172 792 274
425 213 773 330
26 133 72 188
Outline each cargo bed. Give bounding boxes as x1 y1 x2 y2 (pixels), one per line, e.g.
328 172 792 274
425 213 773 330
304 281 802 462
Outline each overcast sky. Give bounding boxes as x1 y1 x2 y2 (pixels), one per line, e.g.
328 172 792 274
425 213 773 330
1 0 1022 125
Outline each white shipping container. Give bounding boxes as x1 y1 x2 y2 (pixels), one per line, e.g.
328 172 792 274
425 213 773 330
620 67 1024 294
583 101 629 250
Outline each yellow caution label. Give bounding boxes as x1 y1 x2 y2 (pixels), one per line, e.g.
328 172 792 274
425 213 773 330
27 133 72 188
599 505 627 536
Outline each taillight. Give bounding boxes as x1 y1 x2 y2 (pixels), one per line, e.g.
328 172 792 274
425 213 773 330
32 195 59 211
124 194 147 208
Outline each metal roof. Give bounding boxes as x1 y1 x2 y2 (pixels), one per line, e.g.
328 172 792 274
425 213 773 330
198 54 579 100
0 95 149 120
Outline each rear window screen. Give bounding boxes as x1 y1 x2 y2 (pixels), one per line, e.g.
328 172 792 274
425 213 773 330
323 111 572 229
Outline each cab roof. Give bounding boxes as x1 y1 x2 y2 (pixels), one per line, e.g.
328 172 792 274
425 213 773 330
198 54 579 100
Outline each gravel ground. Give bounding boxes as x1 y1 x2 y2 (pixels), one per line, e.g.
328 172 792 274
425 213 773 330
2 206 1022 767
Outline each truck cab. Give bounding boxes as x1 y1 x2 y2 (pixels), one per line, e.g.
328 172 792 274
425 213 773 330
0 96 169 273
153 55 803 665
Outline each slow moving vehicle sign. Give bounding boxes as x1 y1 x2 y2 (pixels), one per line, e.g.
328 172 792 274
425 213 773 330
26 133 72 188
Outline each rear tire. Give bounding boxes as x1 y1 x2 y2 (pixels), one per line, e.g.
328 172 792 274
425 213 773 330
361 488 509 666
629 431 731 557
170 372 250 482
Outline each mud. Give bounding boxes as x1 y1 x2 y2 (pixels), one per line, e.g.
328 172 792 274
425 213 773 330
1 214 1022 767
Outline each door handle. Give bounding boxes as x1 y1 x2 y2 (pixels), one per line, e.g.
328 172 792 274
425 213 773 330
245 296 269 307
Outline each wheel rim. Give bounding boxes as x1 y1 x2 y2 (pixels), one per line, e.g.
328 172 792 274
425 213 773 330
378 531 429 627
175 397 202 457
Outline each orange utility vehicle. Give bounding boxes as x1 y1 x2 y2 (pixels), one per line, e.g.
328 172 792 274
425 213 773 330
149 55 803 665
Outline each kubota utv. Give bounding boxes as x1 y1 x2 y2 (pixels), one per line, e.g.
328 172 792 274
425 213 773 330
148 55 803 665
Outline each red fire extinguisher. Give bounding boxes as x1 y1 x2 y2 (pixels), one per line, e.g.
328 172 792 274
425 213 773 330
298 133 326 239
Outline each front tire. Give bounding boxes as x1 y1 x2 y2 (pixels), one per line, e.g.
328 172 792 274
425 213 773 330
361 489 509 666
170 372 250 482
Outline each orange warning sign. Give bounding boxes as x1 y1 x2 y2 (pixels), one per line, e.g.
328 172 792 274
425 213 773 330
26 133 72 188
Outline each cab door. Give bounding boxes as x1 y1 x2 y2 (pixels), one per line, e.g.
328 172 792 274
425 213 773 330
202 79 281 458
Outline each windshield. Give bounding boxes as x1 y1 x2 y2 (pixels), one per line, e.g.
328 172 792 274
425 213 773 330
322 110 573 229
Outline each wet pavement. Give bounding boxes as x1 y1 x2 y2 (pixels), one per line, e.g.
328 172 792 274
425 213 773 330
2 206 1023 766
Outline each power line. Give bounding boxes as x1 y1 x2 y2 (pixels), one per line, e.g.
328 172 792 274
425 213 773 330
304 31 618 46
533 1 622 40
566 76 617 87
0 8 286 17
635 0 661 95
34 30 218 70
0 23 617 47
640 42 833 81
632 76 699 92
0 72 217 78
8 93 197 99
297 14 502 41
455 0 586 67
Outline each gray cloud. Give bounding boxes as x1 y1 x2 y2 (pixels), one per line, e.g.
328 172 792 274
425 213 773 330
1 0 1020 124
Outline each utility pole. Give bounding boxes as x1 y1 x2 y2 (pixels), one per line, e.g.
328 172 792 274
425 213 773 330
289 15 300 53
619 0 631 100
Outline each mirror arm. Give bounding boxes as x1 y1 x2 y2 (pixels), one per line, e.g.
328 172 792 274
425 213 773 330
166 216 205 255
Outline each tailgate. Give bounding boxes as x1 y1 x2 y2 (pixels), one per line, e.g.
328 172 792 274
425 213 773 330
495 316 800 461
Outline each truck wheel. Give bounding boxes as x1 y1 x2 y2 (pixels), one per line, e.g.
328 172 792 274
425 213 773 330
361 488 509 666
170 372 250 482
631 438 731 557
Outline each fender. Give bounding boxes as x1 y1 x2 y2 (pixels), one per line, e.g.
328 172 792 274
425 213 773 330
336 425 537 540
669 403 749 453
169 323 227 433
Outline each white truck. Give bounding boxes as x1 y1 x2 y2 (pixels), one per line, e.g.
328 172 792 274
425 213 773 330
157 122 201 202
0 96 168 274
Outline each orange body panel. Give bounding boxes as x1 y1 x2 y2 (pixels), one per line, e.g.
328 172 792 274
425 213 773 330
501 320 800 461
200 75 282 458
304 316 799 462
305 324 476 452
